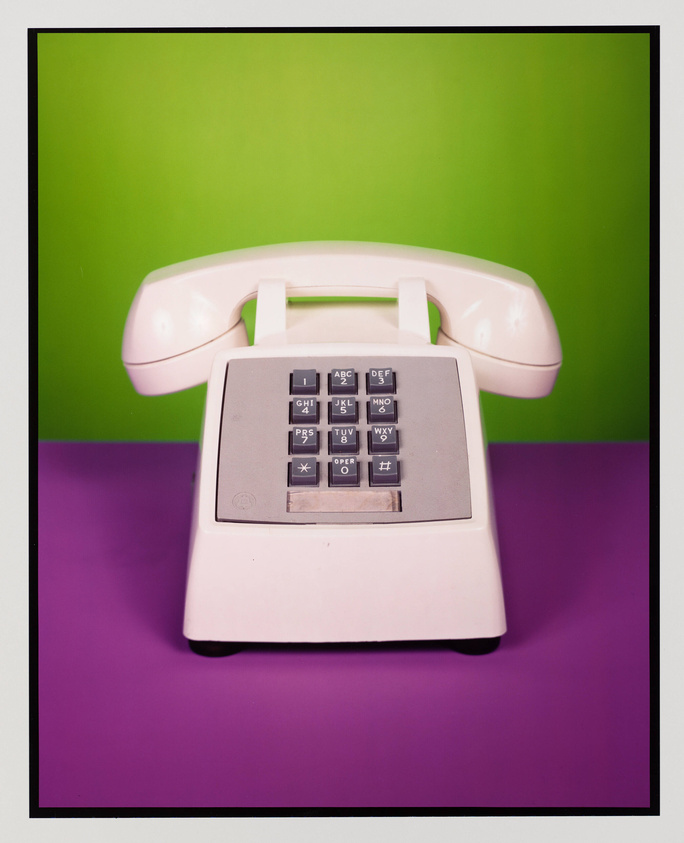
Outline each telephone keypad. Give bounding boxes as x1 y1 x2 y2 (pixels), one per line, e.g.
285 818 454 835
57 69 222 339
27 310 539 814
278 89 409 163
217 355 472 524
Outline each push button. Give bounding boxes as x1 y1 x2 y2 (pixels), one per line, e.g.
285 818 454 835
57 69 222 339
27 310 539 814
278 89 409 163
290 427 319 454
368 396 397 423
329 397 359 423
330 426 358 454
369 455 400 486
329 456 360 486
368 424 399 454
291 397 319 424
329 368 357 395
367 368 395 394
289 457 319 486
291 369 318 395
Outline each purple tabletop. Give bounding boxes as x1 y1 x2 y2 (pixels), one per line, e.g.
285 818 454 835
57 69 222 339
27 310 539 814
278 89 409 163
37 442 651 810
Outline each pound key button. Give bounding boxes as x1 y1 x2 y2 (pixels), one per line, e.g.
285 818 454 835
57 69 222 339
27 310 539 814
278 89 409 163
369 455 400 486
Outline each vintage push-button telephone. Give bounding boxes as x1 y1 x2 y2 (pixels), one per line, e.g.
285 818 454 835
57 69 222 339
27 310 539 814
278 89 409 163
122 242 561 656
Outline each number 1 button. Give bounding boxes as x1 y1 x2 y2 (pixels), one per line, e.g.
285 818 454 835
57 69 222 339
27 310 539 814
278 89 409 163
291 369 318 395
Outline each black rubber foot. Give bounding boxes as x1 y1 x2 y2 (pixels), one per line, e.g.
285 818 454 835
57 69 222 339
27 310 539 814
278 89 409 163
448 636 501 655
188 639 243 657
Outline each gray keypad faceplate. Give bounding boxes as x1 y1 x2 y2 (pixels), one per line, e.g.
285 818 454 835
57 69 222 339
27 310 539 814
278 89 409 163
215 355 472 524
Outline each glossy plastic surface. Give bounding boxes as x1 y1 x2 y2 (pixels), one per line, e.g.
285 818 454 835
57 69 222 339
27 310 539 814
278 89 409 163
122 242 562 394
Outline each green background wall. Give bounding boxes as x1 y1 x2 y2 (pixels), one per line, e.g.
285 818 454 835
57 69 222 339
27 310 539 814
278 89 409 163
37 31 651 442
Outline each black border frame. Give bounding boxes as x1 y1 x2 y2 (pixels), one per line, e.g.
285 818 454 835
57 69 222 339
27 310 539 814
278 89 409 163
28 25 660 819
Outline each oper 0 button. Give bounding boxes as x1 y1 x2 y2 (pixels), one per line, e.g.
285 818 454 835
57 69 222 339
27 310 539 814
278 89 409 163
329 396 359 423
290 426 319 454
329 368 357 395
329 426 358 454
369 455 400 486
368 396 397 423
291 369 318 395
368 424 399 454
289 457 319 486
367 367 395 394
329 456 360 486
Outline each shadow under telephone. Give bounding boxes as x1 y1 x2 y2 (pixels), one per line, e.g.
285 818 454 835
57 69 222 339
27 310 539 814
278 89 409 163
122 242 561 656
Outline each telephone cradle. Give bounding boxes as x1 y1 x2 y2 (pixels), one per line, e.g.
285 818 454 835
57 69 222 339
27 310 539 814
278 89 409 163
122 242 562 656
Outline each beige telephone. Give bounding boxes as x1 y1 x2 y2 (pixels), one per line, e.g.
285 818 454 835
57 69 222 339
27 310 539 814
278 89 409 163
123 242 561 655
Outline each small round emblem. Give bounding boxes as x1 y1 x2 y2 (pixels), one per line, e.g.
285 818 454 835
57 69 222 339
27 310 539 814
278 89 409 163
232 492 256 510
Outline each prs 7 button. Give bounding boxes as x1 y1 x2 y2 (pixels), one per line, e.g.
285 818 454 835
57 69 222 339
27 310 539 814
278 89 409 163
369 424 399 454
291 427 319 454
329 368 357 395
291 369 318 395
329 456 359 486
369 455 400 486
291 397 319 424
330 426 358 454
289 457 319 486
367 368 395 394
329 397 358 423
368 396 397 423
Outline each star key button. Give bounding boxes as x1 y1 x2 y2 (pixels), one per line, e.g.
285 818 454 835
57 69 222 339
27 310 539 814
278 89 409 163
288 457 319 486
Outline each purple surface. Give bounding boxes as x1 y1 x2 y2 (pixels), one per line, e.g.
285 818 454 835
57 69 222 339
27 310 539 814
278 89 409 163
37 442 651 809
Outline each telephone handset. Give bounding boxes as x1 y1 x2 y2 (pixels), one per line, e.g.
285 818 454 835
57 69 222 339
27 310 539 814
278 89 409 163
123 242 561 655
